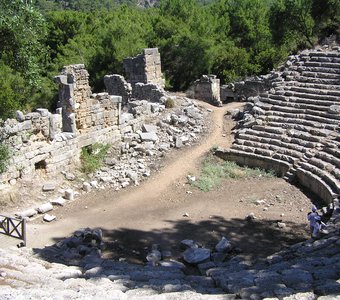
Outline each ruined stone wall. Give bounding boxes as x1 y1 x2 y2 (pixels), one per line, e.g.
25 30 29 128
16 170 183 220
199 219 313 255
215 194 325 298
0 65 122 183
220 74 278 103
123 48 165 88
104 75 132 106
132 83 167 103
189 75 222 106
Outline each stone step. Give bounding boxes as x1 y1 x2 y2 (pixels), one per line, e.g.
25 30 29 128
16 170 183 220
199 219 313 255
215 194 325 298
263 115 336 134
315 151 340 169
289 85 340 97
236 127 318 152
323 145 340 160
301 71 340 79
236 138 302 164
240 128 283 141
308 54 340 63
264 121 329 140
305 110 340 123
219 148 292 176
262 110 338 130
263 95 332 112
298 162 340 194
238 132 307 154
294 75 340 85
301 51 340 58
284 80 340 91
283 90 340 103
303 61 340 70
252 125 285 135
296 168 337 204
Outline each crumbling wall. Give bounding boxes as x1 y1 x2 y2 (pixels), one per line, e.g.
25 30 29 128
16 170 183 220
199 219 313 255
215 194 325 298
189 75 222 107
0 65 122 183
132 83 167 103
123 48 165 88
104 74 132 105
220 75 274 103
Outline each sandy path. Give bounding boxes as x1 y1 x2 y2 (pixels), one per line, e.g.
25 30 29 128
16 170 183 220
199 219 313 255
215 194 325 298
28 102 244 247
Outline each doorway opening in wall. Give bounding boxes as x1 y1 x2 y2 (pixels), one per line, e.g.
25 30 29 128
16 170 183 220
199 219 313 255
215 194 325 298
35 160 47 171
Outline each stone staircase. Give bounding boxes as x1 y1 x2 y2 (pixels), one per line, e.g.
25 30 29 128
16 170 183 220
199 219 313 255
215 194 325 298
217 46 340 206
0 246 233 300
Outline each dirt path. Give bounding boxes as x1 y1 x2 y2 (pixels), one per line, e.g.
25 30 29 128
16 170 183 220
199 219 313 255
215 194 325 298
28 102 241 242
27 101 312 263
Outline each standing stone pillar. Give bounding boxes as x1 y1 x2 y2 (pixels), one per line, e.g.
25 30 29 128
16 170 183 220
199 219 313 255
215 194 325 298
54 64 92 133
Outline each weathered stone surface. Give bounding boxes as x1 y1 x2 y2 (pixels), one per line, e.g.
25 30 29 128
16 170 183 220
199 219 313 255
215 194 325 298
64 189 75 201
16 208 37 218
36 203 54 214
188 75 222 107
183 248 211 264
43 214 56 222
123 48 165 88
215 237 232 253
50 197 66 206
139 132 159 142
42 183 55 192
180 239 199 249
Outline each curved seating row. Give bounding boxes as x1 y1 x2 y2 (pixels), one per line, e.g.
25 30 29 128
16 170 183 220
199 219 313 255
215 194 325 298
220 47 340 206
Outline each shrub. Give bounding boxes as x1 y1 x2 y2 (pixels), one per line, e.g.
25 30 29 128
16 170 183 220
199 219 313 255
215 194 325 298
80 143 110 174
165 98 176 108
0 144 11 174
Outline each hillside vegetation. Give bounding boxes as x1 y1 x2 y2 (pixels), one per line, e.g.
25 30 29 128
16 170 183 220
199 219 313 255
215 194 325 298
0 0 339 119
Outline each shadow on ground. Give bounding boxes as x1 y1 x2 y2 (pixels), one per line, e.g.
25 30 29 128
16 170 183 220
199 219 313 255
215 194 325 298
32 216 311 295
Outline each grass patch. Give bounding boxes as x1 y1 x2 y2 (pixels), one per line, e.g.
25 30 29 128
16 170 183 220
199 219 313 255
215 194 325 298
192 157 276 192
80 143 110 174
0 144 10 174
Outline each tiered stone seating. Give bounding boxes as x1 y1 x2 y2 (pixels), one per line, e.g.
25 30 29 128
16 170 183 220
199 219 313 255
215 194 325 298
218 46 340 205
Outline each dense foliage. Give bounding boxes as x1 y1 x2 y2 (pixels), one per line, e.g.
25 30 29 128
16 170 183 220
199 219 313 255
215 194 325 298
0 0 339 119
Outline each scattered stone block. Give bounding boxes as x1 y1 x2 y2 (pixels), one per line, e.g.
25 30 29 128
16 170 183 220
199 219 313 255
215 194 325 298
215 236 232 253
65 173 76 181
50 197 66 206
183 248 211 264
83 182 91 192
16 209 38 218
139 132 159 142
142 124 158 133
90 181 98 188
43 214 56 222
180 239 199 249
159 260 186 270
64 189 75 200
42 183 55 192
37 203 54 214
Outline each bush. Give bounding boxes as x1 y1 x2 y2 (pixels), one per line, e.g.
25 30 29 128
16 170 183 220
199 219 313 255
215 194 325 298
0 144 10 174
192 157 275 192
165 98 176 108
80 143 110 174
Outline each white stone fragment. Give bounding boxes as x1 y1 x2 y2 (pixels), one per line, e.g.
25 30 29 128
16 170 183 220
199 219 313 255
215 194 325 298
36 203 53 214
43 214 56 222
64 189 74 201
50 197 66 206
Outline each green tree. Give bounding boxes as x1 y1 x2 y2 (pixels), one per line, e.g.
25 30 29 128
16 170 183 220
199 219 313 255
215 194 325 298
270 0 316 50
0 62 28 119
0 0 47 86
